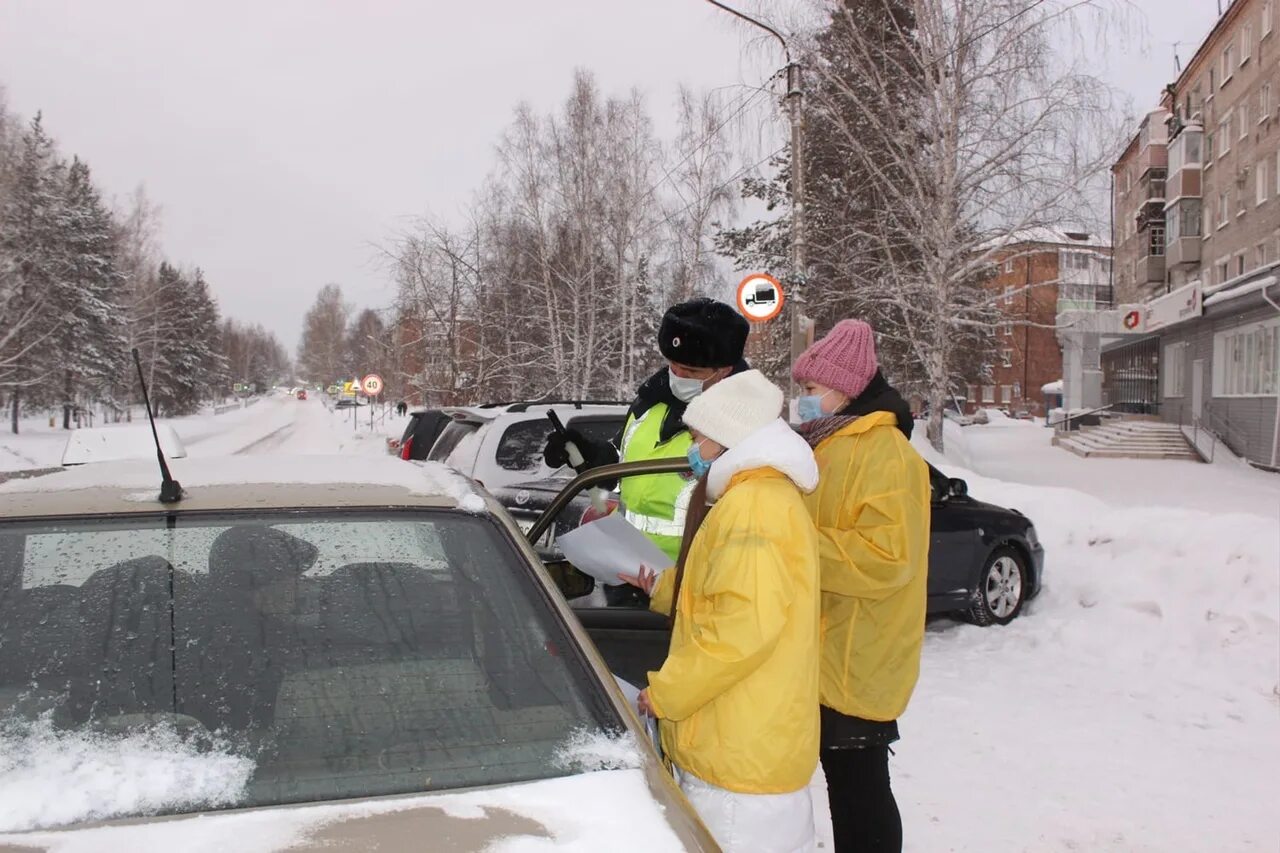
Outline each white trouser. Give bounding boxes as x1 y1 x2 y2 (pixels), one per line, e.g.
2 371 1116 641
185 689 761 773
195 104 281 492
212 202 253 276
676 767 817 853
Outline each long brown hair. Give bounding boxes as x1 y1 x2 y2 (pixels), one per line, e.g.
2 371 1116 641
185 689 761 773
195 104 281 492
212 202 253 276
666 475 710 624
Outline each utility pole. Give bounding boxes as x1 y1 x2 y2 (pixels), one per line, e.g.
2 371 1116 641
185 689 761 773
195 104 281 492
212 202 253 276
704 0 809 397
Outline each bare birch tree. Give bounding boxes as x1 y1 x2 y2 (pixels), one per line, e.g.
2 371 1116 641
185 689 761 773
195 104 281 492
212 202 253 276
800 0 1122 449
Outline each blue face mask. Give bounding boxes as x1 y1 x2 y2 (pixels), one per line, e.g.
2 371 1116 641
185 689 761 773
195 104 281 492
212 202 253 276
687 441 713 479
797 392 830 423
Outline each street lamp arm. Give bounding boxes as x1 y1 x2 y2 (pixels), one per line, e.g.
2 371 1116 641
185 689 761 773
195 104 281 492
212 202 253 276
702 0 790 62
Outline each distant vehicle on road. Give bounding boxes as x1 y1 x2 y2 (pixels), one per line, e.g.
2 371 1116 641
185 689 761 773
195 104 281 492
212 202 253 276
295 389 307 401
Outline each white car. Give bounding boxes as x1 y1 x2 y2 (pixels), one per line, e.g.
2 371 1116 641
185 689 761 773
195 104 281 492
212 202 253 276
0 454 713 850
427 401 629 492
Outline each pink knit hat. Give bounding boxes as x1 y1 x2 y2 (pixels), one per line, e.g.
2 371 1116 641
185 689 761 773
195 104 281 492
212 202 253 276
792 319 878 399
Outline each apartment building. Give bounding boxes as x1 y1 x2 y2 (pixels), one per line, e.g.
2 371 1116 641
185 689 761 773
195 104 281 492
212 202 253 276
1112 108 1171 305
971 230 1111 416
1100 0 1280 468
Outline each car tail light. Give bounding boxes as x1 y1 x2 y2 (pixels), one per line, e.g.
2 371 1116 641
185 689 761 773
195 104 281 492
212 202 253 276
580 498 620 526
400 437 413 460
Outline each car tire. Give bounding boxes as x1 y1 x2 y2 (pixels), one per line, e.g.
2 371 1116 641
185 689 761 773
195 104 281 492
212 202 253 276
966 546 1027 627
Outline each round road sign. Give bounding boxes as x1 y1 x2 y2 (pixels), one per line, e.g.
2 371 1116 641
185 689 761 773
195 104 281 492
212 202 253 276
736 273 785 323
361 374 385 396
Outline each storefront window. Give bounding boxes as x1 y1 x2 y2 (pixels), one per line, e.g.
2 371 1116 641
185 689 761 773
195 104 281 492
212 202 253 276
1103 337 1161 414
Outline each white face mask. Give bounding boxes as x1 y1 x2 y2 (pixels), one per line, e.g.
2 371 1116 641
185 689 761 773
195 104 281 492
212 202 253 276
668 369 706 403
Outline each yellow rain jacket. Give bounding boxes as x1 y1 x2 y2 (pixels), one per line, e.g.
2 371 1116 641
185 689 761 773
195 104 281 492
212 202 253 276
804 410 930 722
646 419 821 794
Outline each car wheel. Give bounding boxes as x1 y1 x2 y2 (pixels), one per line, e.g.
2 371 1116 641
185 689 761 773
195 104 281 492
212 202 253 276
966 546 1027 627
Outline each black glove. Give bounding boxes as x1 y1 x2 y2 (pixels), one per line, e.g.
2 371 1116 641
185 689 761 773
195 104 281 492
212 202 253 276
543 429 618 470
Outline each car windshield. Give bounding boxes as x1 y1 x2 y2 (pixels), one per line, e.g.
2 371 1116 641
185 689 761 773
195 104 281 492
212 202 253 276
0 510 617 831
427 421 480 462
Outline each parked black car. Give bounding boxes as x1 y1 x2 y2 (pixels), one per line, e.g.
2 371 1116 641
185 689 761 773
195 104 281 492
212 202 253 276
521 459 1045 686
390 408 452 461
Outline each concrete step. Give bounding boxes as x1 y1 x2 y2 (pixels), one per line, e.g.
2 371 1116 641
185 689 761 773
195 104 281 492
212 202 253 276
1054 421 1201 461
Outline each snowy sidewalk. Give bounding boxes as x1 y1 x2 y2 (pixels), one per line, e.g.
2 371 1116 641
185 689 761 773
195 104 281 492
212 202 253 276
899 419 1280 851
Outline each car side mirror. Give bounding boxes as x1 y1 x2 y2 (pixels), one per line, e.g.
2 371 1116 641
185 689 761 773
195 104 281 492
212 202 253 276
543 559 595 600
948 478 969 499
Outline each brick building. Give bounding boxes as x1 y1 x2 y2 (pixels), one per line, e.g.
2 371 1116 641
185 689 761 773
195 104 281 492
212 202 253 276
1112 107 1171 305
968 230 1111 417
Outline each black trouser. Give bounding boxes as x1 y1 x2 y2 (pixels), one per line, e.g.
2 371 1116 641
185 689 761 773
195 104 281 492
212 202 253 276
821 708 903 853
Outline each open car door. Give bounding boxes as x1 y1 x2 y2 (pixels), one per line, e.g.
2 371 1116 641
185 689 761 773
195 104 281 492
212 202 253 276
525 459 688 686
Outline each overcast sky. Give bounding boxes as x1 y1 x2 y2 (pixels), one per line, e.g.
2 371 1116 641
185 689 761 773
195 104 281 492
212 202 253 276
0 0 1221 352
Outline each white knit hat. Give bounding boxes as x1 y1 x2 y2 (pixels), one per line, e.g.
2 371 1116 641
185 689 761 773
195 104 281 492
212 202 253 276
683 369 784 449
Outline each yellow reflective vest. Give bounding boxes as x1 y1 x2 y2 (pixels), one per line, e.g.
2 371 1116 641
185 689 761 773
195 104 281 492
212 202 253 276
619 402 695 564
647 467 821 794
803 411 931 722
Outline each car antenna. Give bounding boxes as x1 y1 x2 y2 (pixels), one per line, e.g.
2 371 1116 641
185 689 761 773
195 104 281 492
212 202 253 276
131 347 183 503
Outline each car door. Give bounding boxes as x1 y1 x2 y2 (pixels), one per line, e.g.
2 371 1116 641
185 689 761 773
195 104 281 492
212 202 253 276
526 460 684 687
926 466 980 611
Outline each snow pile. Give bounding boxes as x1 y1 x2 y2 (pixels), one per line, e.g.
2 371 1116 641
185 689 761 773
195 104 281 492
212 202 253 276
0 714 254 832
0 769 684 852
899 428 1280 850
552 728 644 773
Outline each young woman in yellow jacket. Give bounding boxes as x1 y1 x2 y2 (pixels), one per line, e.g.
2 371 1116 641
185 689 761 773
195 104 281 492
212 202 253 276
623 369 822 853
792 320 931 853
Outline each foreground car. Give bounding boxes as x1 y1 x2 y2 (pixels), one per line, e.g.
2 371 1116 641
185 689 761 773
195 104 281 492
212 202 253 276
0 456 714 850
521 460 1045 684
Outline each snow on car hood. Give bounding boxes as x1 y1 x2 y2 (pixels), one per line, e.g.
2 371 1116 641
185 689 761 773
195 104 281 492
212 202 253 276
0 768 686 853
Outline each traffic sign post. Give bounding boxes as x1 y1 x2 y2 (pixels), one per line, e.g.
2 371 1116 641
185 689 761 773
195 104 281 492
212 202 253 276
736 273 785 323
361 374 384 432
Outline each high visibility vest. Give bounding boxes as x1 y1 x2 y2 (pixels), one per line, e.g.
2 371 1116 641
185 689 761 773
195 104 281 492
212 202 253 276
619 403 696 564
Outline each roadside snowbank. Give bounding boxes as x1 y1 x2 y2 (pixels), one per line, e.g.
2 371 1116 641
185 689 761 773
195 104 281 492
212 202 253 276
899 427 1280 851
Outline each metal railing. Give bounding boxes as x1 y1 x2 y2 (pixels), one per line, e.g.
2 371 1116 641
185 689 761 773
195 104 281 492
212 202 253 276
1199 403 1251 460
1174 408 1216 463
1047 403 1115 431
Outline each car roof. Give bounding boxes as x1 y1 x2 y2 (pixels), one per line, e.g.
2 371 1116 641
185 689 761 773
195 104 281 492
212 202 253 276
441 403 628 425
0 455 490 519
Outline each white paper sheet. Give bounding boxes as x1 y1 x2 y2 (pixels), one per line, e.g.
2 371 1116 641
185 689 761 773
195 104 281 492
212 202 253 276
556 513 674 587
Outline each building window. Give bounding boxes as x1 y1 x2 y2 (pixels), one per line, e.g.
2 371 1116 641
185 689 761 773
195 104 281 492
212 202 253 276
1000 385 1013 404
1012 382 1022 400
1003 285 1014 305
1164 342 1189 398
1222 42 1236 84
1206 131 1215 163
1266 0 1275 36
1261 83 1272 123
967 384 978 404
1218 115 1231 156
1256 243 1268 268
1167 198 1202 240
1239 102 1250 139
1213 320 1280 396
1243 24 1253 64
1259 158 1270 205
1149 225 1166 257
1000 349 1013 368
1002 322 1014 337
1275 149 1280 195
1220 190 1231 227
1237 253 1247 277
982 385 996 403
1216 257 1230 283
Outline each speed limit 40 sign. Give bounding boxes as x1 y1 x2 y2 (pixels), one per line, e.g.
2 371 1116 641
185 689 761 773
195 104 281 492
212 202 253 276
361 374 384 396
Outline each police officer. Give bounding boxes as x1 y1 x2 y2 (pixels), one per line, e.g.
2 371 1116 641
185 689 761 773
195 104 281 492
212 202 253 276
544 297 749 578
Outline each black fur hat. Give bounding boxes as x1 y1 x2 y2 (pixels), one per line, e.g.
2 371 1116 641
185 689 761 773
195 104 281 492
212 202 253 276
658 297 750 368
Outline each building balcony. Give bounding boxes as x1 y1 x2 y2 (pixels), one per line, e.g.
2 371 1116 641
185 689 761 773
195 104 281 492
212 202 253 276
1165 236 1201 268
1137 143 1168 177
1165 168 1201 201
1136 253 1165 284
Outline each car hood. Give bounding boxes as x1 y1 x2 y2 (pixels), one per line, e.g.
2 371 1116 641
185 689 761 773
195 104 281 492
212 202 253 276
0 769 702 852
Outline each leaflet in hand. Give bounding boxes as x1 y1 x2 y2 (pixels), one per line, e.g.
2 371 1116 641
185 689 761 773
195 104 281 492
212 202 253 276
557 513 673 587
